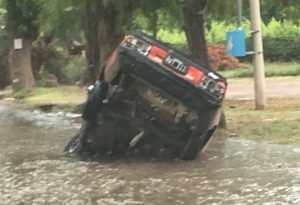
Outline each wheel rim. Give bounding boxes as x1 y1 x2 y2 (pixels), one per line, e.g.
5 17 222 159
67 138 81 154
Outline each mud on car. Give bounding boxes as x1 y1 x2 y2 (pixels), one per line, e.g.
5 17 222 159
64 31 227 160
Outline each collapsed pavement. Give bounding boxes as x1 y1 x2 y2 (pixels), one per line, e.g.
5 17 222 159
64 31 227 160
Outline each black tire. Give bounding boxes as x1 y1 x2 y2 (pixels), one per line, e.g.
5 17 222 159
199 126 217 151
180 134 202 160
180 126 217 160
64 134 82 156
82 80 108 122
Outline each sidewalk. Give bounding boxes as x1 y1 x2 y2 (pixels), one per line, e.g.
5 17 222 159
226 76 300 100
0 87 12 99
1 76 300 109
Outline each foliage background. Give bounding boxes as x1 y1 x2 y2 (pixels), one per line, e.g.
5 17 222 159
0 4 9 88
1 0 300 87
156 19 300 62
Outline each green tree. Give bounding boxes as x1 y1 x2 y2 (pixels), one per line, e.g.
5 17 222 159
207 0 236 21
85 0 138 80
5 0 40 91
136 0 180 38
40 0 135 82
38 0 84 43
0 0 9 89
262 0 300 24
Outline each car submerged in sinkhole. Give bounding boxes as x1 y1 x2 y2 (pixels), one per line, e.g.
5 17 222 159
64 31 227 160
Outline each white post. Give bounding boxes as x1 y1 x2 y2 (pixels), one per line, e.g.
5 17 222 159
237 0 243 27
249 0 266 110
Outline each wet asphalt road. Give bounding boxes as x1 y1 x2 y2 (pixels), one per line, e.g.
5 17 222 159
0 102 299 205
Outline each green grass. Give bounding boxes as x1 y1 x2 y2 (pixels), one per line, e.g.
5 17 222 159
220 62 300 78
10 86 86 112
225 99 300 145
13 89 31 99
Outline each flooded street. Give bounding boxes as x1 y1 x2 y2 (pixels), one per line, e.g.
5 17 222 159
0 102 299 205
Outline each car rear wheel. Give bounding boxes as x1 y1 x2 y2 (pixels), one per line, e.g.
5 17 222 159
180 134 202 160
64 134 82 156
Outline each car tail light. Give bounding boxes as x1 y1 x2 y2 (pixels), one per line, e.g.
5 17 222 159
216 81 226 99
184 66 205 85
148 46 168 64
198 76 226 99
123 36 152 56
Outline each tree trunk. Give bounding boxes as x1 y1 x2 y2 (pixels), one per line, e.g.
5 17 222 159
8 38 35 92
98 4 123 72
183 0 210 68
0 51 9 90
0 65 9 90
5 0 39 92
124 0 135 32
151 11 158 39
84 1 132 83
85 0 102 83
183 0 226 128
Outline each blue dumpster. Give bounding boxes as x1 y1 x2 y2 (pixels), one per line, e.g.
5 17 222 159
226 29 246 57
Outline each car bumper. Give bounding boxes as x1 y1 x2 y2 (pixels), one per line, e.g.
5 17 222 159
119 47 223 112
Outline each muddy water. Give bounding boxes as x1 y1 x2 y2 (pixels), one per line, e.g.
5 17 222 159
0 103 299 205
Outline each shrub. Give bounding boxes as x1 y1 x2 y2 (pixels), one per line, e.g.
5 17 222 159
31 44 69 84
158 19 300 62
263 37 300 61
262 19 300 61
215 19 300 62
64 55 86 84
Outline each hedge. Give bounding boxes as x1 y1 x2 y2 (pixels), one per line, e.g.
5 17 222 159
158 19 300 62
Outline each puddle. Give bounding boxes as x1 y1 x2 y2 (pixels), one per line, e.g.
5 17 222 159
0 103 299 204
